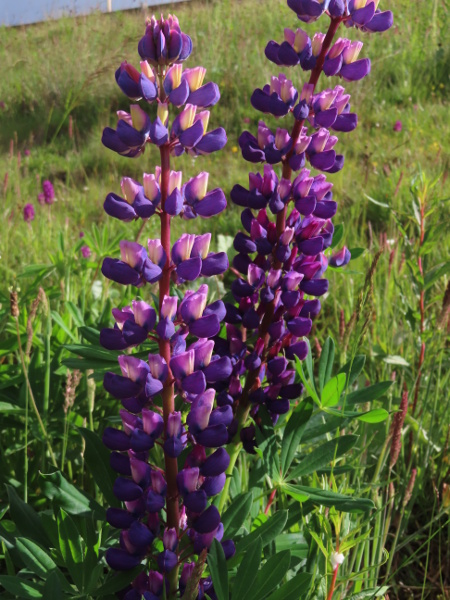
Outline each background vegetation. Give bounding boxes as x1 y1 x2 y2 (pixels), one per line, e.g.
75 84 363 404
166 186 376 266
0 0 449 598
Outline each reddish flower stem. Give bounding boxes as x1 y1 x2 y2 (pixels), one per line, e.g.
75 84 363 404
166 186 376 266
412 195 426 416
264 488 277 515
159 143 179 536
326 567 339 600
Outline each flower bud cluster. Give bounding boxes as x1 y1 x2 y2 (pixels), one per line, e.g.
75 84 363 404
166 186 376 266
100 14 234 599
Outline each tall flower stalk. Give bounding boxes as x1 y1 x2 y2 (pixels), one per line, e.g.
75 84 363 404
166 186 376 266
100 15 234 599
217 0 393 508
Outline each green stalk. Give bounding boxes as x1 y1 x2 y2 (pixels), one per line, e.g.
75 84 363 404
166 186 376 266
14 317 57 468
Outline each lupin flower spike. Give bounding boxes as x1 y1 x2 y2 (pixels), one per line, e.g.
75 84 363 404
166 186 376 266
100 13 234 599
220 0 393 495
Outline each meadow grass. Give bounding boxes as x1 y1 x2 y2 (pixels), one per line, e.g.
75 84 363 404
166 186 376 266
0 1 449 597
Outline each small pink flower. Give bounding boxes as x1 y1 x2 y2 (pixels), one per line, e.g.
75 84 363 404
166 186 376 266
0 101 5 110
79 231 85 238
23 203 35 223
38 192 46 205
243 117 251 124
81 245 91 259
24 149 31 157
393 120 402 132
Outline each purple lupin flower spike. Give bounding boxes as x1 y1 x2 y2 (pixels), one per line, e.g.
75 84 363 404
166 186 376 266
218 1 393 513
100 13 233 599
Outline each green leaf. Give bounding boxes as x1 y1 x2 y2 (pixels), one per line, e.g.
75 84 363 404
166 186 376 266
40 471 105 518
232 537 262 600
345 381 393 405
94 567 145 597
302 415 349 443
338 355 366 387
222 492 253 538
323 407 389 424
247 550 291 600
284 484 374 512
79 326 101 345
0 576 43 599
42 571 64 599
304 339 315 392
265 572 313 600
64 344 119 362
78 427 118 507
424 262 450 289
0 401 24 413
236 510 288 555
275 533 308 559
254 409 279 479
65 301 85 327
331 224 344 248
207 539 229 600
6 485 49 546
57 509 84 591
348 248 365 260
294 356 320 406
61 357 121 372
321 373 346 407
357 409 389 423
15 537 72 593
289 435 358 479
51 311 78 342
280 399 313 476
318 337 335 394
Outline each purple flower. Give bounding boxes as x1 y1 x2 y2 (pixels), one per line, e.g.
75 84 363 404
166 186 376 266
81 245 91 259
42 180 55 204
138 14 192 67
23 203 35 223
393 120 402 132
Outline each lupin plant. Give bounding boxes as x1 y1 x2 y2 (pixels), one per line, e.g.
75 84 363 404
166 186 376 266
217 0 393 504
100 14 234 600
100 3 393 599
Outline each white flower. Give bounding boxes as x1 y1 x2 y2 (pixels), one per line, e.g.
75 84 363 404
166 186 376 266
330 551 345 570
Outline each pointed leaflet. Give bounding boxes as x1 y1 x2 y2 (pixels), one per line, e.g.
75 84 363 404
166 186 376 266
6 485 49 547
338 354 366 387
266 572 313 600
0 576 43 599
15 538 73 593
207 539 229 600
321 373 346 407
40 471 105 518
345 381 393 405
280 398 314 476
221 492 253 538
232 536 262 600
235 510 288 555
318 337 335 394
246 550 291 600
78 427 118 507
289 434 358 479
57 509 85 592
